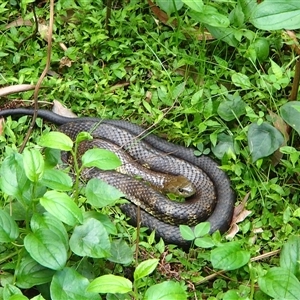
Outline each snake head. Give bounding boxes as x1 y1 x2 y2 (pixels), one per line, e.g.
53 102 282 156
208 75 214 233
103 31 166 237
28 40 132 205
163 175 196 198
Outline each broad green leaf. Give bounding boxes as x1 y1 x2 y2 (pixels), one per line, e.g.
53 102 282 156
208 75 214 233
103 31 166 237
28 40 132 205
179 225 195 241
39 132 73 151
24 229 67 270
23 148 44 182
189 6 230 28
134 259 159 281
280 236 300 277
155 0 184 16
223 290 242 300
30 213 69 250
85 178 124 208
87 274 132 294
15 254 55 288
194 236 215 248
40 169 73 191
280 101 300 136
258 267 300 300
3 284 23 299
40 191 83 226
248 122 284 162
239 0 257 20
270 59 283 79
212 134 235 160
0 153 31 203
210 242 250 270
205 26 239 47
194 222 210 237
217 96 246 121
83 211 117 235
81 148 121 170
144 281 187 300
50 267 99 300
75 131 93 144
231 72 251 89
31 296 46 300
182 0 203 12
0 210 19 242
108 239 133 265
69 218 111 258
8 295 28 300
250 0 300 30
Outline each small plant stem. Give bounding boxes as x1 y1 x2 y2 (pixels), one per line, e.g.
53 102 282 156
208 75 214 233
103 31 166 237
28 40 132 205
248 262 255 300
71 147 81 203
19 0 54 153
289 58 300 101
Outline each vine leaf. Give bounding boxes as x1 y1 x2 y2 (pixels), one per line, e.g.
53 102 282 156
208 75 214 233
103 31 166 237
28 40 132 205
280 101 300 136
247 122 283 162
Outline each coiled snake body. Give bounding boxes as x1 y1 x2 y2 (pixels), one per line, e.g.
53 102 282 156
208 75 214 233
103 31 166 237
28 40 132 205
0 108 235 247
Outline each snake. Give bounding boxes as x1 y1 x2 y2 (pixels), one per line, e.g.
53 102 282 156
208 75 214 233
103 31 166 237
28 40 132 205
0 108 235 247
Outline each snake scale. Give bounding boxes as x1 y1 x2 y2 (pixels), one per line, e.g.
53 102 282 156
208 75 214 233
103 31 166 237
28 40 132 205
0 108 235 247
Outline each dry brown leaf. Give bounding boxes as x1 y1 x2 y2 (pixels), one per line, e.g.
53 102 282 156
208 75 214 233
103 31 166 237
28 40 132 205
0 118 4 136
284 30 300 55
59 57 72 69
52 100 77 118
268 110 289 165
268 110 289 142
226 192 251 239
147 0 176 28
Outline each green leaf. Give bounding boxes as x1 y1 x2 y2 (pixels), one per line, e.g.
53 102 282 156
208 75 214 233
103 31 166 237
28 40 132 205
24 229 68 270
0 210 19 242
250 0 300 30
155 0 184 16
134 259 159 281
87 274 132 294
83 211 117 235
280 101 300 136
0 153 31 203
75 132 93 144
108 239 133 265
50 267 99 300
217 96 246 121
280 236 300 277
179 225 195 241
81 148 121 170
258 267 300 300
3 284 23 299
231 72 251 89
40 191 83 226
15 254 55 288
182 0 203 12
194 222 210 237
212 134 235 160
69 218 111 258
30 213 69 250
23 148 44 182
189 6 230 28
39 132 73 151
86 178 124 208
247 122 284 162
144 281 187 300
205 26 239 47
8 295 28 300
210 242 250 270
40 169 73 191
194 236 215 248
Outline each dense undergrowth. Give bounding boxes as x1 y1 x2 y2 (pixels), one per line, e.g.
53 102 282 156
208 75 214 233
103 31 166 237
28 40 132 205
1 0 300 299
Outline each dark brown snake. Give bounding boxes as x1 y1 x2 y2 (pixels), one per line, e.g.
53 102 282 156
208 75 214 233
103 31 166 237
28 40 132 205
0 108 235 247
